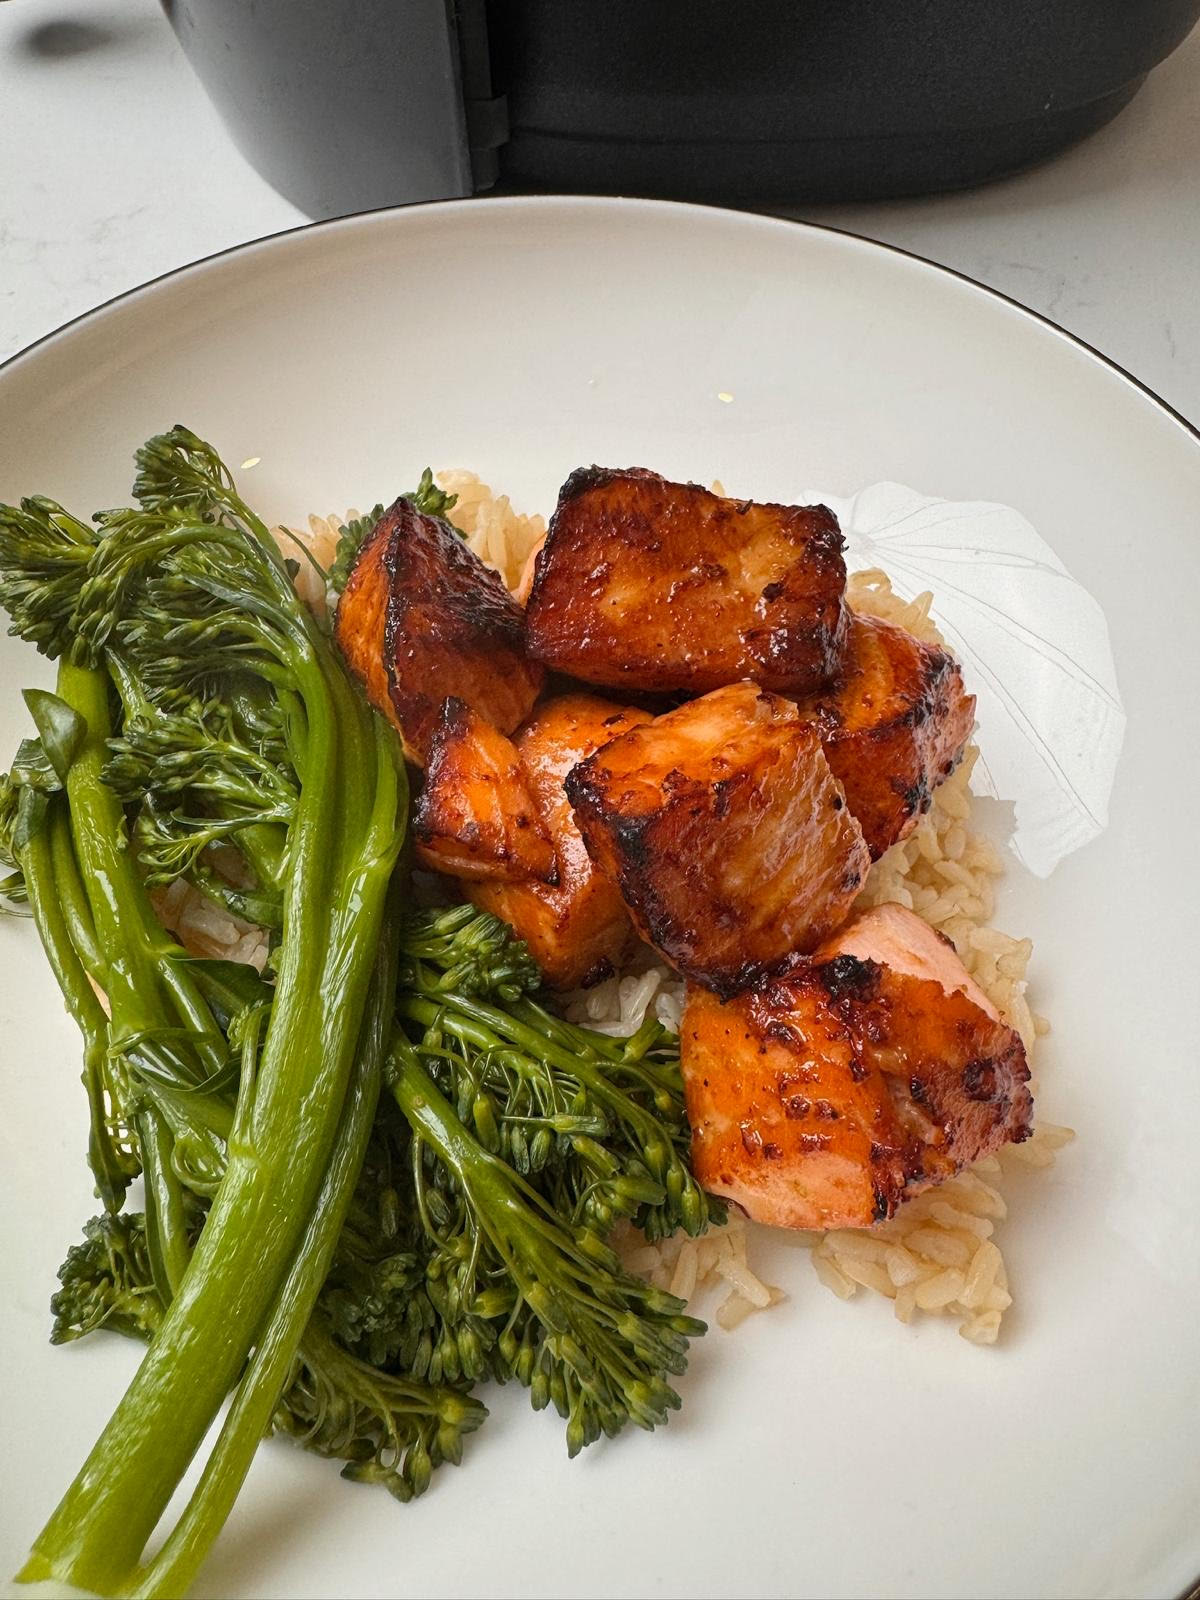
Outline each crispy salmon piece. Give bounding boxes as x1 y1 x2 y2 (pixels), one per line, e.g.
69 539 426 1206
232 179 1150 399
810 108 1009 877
413 699 557 883
467 694 653 990
683 973 906 1231
791 612 975 858
524 468 849 694
564 682 870 997
822 901 999 1018
335 498 544 765
681 904 1032 1230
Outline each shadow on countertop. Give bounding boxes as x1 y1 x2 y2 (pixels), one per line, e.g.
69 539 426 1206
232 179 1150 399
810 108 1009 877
12 10 158 62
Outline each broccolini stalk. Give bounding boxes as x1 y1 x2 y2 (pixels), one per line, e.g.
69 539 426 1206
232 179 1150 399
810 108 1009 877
46 907 484 1592
13 783 136 1210
387 1034 705 1458
6 676 213 1213
125 895 479 1600
6 430 409 1597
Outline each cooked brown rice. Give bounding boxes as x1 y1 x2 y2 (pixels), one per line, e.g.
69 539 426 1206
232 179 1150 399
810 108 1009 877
435 469 546 593
265 476 1075 1345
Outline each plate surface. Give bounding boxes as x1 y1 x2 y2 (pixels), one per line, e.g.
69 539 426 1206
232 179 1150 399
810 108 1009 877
1 198 1197 1600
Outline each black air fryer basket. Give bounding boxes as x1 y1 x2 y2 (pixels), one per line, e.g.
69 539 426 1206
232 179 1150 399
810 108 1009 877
163 0 1200 219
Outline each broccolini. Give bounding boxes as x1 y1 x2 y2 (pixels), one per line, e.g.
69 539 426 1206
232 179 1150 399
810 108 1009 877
2 429 410 1596
0 433 719 1600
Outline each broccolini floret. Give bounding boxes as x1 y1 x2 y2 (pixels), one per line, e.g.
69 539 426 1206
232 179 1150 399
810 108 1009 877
51 1212 167 1346
327 467 461 594
51 1209 485 1505
388 1035 704 1457
378 906 719 1448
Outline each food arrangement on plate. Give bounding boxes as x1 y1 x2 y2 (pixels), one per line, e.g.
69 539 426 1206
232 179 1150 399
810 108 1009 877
0 429 1069 1598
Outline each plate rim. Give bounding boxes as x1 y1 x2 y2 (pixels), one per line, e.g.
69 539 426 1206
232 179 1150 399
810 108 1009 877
3 191 1197 1600
2 192 1199 462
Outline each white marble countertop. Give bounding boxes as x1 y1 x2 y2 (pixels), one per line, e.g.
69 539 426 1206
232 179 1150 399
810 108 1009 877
3 0 1199 425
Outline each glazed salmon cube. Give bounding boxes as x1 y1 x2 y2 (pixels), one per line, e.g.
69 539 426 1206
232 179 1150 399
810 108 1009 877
680 904 1033 1231
467 694 653 990
791 612 975 858
413 699 557 883
524 468 849 695
812 904 1032 1183
822 901 999 1017
335 498 544 765
682 971 905 1232
564 682 870 996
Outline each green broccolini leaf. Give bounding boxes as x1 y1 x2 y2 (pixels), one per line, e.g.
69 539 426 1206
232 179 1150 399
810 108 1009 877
2 736 61 898
0 770 28 906
5 734 64 864
23 688 86 784
10 736 60 794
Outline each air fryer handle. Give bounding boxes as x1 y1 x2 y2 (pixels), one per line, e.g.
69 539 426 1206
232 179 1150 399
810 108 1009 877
162 0 490 219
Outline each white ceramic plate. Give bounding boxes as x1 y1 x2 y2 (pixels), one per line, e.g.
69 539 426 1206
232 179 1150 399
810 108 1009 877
1 198 1197 1600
